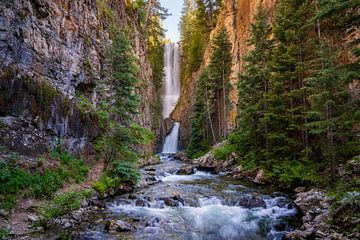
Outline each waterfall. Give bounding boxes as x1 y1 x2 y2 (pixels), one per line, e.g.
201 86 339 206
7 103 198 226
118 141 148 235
162 43 181 119
161 43 181 154
162 122 180 153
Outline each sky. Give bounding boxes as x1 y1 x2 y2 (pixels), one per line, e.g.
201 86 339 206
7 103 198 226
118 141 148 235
159 0 184 42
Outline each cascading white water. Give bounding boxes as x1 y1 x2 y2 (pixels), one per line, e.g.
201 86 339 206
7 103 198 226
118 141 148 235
162 43 181 119
162 122 180 154
161 43 181 154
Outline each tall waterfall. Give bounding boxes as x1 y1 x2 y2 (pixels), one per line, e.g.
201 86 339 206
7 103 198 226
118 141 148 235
161 43 181 154
162 43 181 119
162 122 180 153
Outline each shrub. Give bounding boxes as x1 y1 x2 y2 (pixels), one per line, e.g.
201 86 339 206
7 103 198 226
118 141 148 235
92 175 118 198
112 161 140 185
270 160 324 188
38 188 92 223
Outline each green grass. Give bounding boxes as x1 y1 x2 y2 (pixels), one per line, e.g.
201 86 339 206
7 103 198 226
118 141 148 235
0 148 89 210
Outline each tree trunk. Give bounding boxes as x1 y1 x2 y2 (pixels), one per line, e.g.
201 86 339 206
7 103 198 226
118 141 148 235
222 63 227 138
217 90 222 139
206 87 217 143
326 103 336 184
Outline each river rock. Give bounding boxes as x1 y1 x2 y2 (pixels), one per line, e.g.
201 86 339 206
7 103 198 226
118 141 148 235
294 187 306 193
237 196 266 209
285 189 340 240
135 198 150 207
138 156 161 167
105 220 134 233
176 165 195 175
253 169 265 184
195 153 218 171
174 151 191 162
294 189 327 213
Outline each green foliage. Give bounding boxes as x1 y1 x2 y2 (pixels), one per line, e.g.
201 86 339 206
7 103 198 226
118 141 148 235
91 26 153 188
187 27 232 157
92 162 139 197
180 0 223 83
0 146 88 210
92 175 117 198
235 6 273 164
228 0 359 188
112 161 140 185
269 160 324 188
37 188 92 223
213 144 236 161
23 78 58 110
0 227 9 240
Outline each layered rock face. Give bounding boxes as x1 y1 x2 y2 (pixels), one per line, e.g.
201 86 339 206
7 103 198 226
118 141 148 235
173 0 276 146
0 0 158 157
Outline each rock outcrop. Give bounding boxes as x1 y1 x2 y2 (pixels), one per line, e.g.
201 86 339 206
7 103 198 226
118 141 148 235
0 0 159 158
285 189 360 240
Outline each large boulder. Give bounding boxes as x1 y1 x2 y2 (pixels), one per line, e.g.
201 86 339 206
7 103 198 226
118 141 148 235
176 165 195 175
105 220 134 233
294 189 327 213
237 195 266 209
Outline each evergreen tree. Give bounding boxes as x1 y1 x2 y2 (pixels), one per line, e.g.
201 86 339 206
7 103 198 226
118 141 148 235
187 27 232 157
265 0 314 163
233 6 273 163
209 27 232 139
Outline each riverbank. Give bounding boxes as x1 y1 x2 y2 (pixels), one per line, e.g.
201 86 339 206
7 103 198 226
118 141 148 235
178 146 360 240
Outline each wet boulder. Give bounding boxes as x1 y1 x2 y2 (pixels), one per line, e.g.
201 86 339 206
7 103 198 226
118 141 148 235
135 197 150 207
195 153 218 172
105 220 134 232
237 195 266 209
174 151 191 163
176 165 195 175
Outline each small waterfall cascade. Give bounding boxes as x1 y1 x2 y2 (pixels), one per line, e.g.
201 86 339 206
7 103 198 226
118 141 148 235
161 43 181 154
162 43 181 119
162 122 180 154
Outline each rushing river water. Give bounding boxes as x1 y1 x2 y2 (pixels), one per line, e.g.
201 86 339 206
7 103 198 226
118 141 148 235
76 155 300 240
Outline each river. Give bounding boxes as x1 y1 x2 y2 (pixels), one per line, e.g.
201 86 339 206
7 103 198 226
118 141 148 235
74 154 300 240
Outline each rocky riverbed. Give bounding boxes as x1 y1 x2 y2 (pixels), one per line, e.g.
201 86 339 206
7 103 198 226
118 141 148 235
43 154 301 240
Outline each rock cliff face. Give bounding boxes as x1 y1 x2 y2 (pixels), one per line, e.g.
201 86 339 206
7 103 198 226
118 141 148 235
173 0 276 146
0 0 159 157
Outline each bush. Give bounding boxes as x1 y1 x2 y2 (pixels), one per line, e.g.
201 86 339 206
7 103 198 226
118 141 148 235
213 144 236 161
38 188 92 223
92 175 118 198
112 161 140 185
270 160 324 188
92 161 140 198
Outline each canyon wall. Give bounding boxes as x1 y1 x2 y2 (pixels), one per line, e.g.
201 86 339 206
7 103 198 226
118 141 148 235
0 0 159 158
173 0 276 146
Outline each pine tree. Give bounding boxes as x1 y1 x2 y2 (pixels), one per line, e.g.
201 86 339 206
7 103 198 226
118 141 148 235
265 0 314 163
208 27 232 139
187 69 214 157
234 6 273 163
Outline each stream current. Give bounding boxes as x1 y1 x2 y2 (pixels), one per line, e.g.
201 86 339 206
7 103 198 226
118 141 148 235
77 156 300 240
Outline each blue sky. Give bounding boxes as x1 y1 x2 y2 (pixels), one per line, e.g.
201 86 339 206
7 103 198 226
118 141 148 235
159 0 184 42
